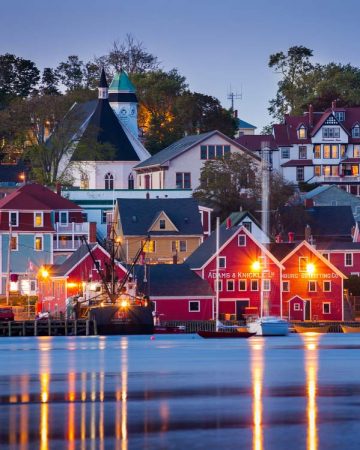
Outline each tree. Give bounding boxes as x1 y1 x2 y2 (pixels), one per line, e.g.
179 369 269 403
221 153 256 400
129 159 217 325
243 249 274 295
56 55 85 91
268 46 314 120
40 68 60 95
0 53 40 107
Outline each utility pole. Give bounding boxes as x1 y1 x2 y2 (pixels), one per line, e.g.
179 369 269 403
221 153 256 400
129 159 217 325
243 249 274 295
227 85 242 111
6 221 12 305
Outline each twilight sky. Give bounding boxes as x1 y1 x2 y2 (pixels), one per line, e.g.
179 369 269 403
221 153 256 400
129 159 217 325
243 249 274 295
2 0 360 130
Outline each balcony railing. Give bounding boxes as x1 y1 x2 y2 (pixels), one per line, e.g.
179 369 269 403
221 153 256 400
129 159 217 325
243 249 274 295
317 175 360 183
53 239 83 251
55 222 89 234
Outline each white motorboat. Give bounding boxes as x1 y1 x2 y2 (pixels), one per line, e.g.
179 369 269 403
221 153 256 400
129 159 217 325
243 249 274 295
247 316 289 336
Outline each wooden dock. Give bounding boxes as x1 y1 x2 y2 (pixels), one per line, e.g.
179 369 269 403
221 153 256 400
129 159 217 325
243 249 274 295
0 319 97 337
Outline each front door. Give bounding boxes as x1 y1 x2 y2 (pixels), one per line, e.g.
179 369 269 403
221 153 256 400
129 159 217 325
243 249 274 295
305 300 311 321
236 300 249 321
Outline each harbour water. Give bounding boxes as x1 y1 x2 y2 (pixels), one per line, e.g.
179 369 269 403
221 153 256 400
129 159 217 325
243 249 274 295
1 334 360 449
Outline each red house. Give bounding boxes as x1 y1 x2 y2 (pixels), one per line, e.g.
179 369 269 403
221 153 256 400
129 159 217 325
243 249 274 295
187 226 283 320
315 242 360 277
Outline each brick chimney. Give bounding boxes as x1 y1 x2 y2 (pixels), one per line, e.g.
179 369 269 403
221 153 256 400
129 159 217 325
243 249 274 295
308 104 313 127
55 182 61 195
332 100 337 110
234 109 238 118
305 224 311 242
288 231 295 243
226 217 232 229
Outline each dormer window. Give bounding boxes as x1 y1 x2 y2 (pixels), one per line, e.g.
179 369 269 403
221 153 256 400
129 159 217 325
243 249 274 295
34 212 43 227
352 124 360 138
335 111 345 122
10 212 18 227
159 219 166 229
298 125 307 139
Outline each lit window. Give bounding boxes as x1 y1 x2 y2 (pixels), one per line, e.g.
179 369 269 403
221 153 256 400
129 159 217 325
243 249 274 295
143 240 156 253
34 212 43 227
80 173 89 189
282 281 290 292
354 145 360 157
159 219 166 230
35 236 43 251
262 279 271 291
238 235 246 247
299 257 308 272
10 235 18 251
227 280 235 291
345 253 353 267
251 280 259 291
314 166 321 176
323 281 331 292
314 145 321 159
323 302 331 314
239 280 246 291
10 212 18 227
219 257 226 268
189 301 200 312
323 145 331 158
331 145 339 159
308 281 317 292
298 126 307 139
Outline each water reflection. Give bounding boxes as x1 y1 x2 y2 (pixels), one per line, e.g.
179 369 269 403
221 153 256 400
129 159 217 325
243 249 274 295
302 333 320 450
250 338 264 450
39 339 51 450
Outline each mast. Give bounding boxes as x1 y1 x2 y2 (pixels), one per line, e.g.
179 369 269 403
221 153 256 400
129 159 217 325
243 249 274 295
261 141 270 317
6 220 12 305
215 216 220 331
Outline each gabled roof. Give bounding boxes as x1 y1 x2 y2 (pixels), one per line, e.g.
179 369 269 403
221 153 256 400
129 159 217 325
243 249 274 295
238 119 257 129
133 264 214 297
0 183 81 211
235 134 277 151
117 198 203 236
134 130 260 170
222 210 271 238
279 240 347 279
315 240 360 251
186 225 283 270
268 242 297 261
281 159 313 167
303 185 332 199
148 210 179 233
311 111 349 137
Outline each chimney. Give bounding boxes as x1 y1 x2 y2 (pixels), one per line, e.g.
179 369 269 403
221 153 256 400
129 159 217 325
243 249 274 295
55 183 61 195
234 109 238 118
288 231 295 243
275 234 281 243
226 218 232 229
308 104 313 127
304 198 314 208
305 224 311 242
332 100 337 110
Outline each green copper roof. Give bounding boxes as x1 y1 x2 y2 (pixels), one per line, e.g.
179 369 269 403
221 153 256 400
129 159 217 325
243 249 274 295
109 71 136 92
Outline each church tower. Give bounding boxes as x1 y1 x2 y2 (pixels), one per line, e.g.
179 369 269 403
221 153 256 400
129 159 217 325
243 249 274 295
108 70 139 137
98 67 108 99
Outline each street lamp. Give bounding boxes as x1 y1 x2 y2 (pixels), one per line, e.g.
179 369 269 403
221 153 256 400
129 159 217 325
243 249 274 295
306 263 315 275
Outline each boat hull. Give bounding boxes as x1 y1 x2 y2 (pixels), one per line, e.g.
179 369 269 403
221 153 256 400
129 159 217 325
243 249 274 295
294 324 330 334
247 318 289 336
198 330 255 339
154 326 186 334
341 325 360 334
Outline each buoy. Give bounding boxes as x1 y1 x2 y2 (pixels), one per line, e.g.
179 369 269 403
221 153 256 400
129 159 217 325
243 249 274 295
150 335 155 340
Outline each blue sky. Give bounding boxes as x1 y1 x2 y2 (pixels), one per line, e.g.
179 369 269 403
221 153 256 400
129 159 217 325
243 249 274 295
2 0 360 130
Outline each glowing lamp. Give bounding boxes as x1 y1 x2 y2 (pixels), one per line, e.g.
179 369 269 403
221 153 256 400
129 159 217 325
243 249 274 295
306 263 315 274
120 300 129 308
252 261 261 271
67 282 77 288
40 268 49 279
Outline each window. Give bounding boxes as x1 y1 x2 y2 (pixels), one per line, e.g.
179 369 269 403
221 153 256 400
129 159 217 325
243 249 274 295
80 173 89 189
298 125 307 139
200 145 231 160
281 148 290 159
299 146 307 159
171 240 187 252
224 145 231 156
242 221 252 232
323 281 331 292
314 166 321 176
176 172 191 189
217 280 223 292
159 219 166 230
82 213 88 222
9 212 18 227
296 167 304 182
251 280 259 291
294 303 301 311
282 281 290 292
227 280 235 291
104 173 114 190
219 257 226 268
299 257 308 272
10 235 18 251
322 253 329 260
143 240 156 253
354 145 360 157
59 212 68 225
34 236 43 251
353 126 360 138
262 279 271 291
239 280 247 291
93 260 101 270
200 145 207 160
314 145 321 159
128 173 134 190
189 301 200 312
101 210 109 224
308 281 317 292
345 253 353 267
331 145 339 159
335 111 345 122
238 235 246 247
34 212 43 227
341 145 346 157
208 145 215 159
323 302 331 314
323 145 331 159
323 127 340 138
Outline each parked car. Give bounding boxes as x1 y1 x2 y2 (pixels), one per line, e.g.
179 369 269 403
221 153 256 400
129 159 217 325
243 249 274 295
0 307 15 321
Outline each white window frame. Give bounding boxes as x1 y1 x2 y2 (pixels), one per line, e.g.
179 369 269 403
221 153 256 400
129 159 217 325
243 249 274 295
189 300 200 312
323 281 331 292
323 302 331 314
299 257 308 272
308 281 317 292
298 126 307 139
296 166 305 182
294 303 301 311
281 148 290 159
262 279 271 291
239 279 247 291
34 235 43 251
179 240 187 252
226 279 235 292
59 211 69 226
251 279 259 291
93 260 101 270
345 253 353 267
34 212 44 227
159 219 166 230
9 211 19 227
217 280 223 292
282 281 290 292
10 234 18 251
238 235 246 247
219 257 226 268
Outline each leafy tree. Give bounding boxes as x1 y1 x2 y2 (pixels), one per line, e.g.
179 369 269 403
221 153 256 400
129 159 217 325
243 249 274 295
56 55 85 91
40 68 60 95
268 46 314 120
0 53 40 106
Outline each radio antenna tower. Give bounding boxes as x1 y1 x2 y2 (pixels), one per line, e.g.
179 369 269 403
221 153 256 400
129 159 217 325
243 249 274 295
227 84 242 110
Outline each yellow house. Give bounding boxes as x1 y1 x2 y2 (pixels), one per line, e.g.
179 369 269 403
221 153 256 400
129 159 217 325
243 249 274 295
112 198 205 264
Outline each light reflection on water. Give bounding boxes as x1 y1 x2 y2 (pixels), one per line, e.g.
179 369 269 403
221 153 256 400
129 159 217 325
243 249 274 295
1 335 360 449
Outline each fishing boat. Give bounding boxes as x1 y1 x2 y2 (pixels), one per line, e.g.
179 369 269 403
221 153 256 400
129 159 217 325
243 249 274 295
247 316 289 336
154 325 186 334
340 324 360 334
293 324 330 334
198 330 255 339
